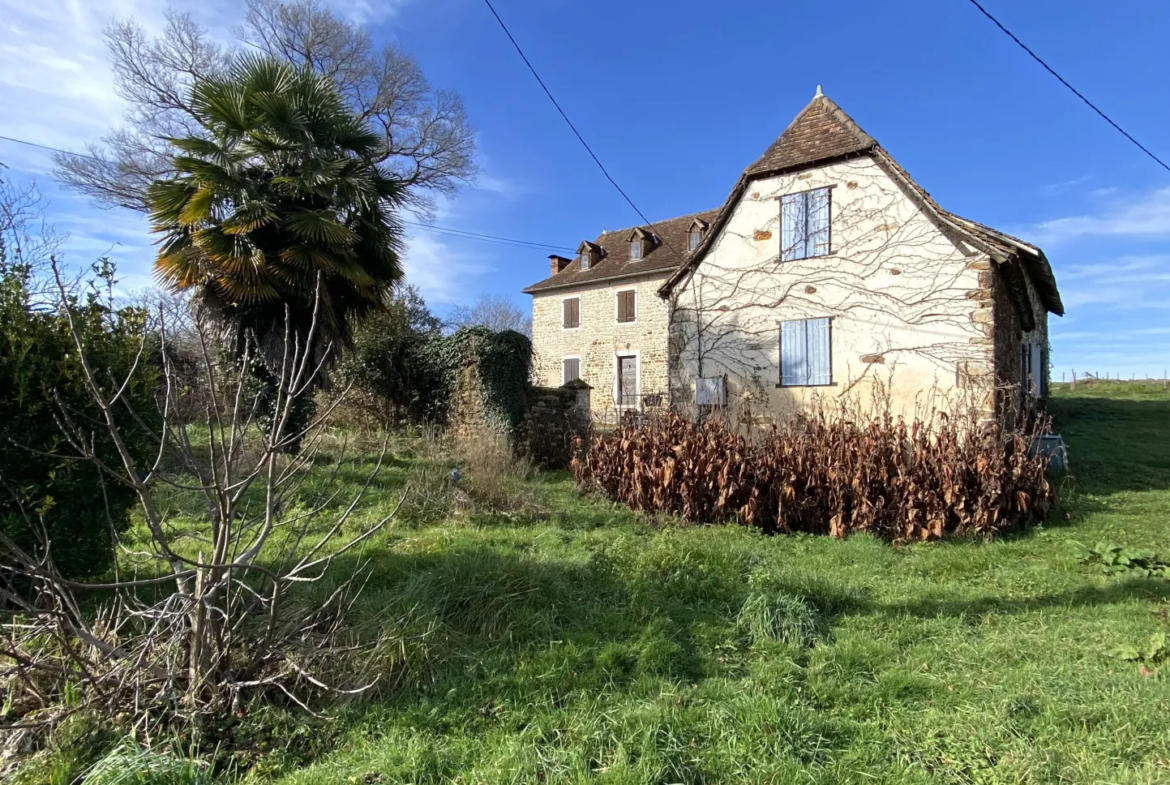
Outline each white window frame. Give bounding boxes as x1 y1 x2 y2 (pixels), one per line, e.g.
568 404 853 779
688 229 701 251
561 295 581 331
613 350 641 409
579 251 591 271
614 288 638 325
561 354 582 386
777 317 833 387
780 186 833 262
629 240 643 261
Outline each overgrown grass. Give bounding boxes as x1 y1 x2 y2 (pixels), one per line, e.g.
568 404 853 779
16 384 1170 783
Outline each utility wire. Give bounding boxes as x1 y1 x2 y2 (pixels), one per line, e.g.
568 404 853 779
480 0 682 255
0 134 79 158
401 220 574 252
0 131 573 253
964 0 1170 174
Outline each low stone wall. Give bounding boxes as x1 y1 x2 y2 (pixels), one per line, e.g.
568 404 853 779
446 356 589 468
519 382 590 469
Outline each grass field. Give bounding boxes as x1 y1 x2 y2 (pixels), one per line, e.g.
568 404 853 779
19 382 1170 784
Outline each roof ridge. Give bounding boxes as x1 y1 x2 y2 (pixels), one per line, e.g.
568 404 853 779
597 207 721 239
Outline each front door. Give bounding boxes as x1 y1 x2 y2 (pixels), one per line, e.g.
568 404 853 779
617 355 638 407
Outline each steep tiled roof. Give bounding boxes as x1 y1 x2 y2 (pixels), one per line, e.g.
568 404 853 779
745 88 876 176
523 209 720 294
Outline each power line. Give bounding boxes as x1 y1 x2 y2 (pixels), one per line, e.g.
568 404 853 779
0 134 80 158
401 220 573 252
480 0 682 256
0 131 573 253
963 0 1170 174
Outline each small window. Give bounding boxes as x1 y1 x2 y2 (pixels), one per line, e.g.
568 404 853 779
629 240 643 261
779 317 832 386
579 251 591 271
562 297 580 329
688 229 701 251
562 357 581 385
616 290 637 323
781 187 831 261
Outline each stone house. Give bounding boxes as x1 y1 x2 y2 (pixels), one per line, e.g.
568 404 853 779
524 89 1063 420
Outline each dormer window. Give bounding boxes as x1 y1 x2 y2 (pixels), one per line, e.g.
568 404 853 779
687 218 709 253
577 242 597 271
625 228 653 262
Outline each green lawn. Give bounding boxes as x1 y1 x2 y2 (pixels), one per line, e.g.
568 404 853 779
24 384 1170 784
226 382 1170 784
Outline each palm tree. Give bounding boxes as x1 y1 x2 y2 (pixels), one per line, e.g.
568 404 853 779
147 55 404 373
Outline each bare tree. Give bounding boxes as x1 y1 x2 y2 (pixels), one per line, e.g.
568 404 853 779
54 0 476 219
0 264 404 728
0 173 65 299
449 293 532 337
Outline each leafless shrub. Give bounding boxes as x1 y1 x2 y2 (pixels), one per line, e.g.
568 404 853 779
0 266 405 739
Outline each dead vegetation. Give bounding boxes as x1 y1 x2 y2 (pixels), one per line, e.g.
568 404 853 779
573 406 1055 541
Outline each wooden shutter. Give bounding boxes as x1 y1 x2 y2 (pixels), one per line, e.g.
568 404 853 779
781 193 805 261
809 188 831 256
562 358 580 385
780 320 808 386
1030 343 1043 395
563 298 580 329
696 377 726 406
617 291 636 323
807 317 831 385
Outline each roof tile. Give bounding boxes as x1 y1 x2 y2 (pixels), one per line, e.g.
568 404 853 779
523 209 720 293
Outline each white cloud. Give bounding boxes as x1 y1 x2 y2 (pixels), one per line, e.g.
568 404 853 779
327 0 415 24
1043 174 1092 195
399 231 493 305
1020 187 1170 245
1052 253 1170 312
474 173 524 198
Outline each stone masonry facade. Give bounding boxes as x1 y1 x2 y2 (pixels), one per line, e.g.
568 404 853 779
531 273 671 419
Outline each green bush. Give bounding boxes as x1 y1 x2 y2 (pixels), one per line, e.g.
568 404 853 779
341 319 532 432
0 263 158 581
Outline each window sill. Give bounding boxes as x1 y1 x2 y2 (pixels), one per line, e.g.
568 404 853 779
775 382 837 389
780 250 835 263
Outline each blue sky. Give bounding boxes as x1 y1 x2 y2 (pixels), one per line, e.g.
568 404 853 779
2 0 1169 378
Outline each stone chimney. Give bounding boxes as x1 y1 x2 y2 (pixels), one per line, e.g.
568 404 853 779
549 255 572 275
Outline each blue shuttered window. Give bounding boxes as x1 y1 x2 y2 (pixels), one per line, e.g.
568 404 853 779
780 320 807 387
780 187 832 261
780 317 832 386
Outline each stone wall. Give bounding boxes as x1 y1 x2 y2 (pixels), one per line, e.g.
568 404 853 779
530 273 671 419
518 382 590 469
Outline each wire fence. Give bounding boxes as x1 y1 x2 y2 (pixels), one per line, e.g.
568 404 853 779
1056 369 1170 387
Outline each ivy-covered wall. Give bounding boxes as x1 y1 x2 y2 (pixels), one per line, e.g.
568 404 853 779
442 327 532 436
